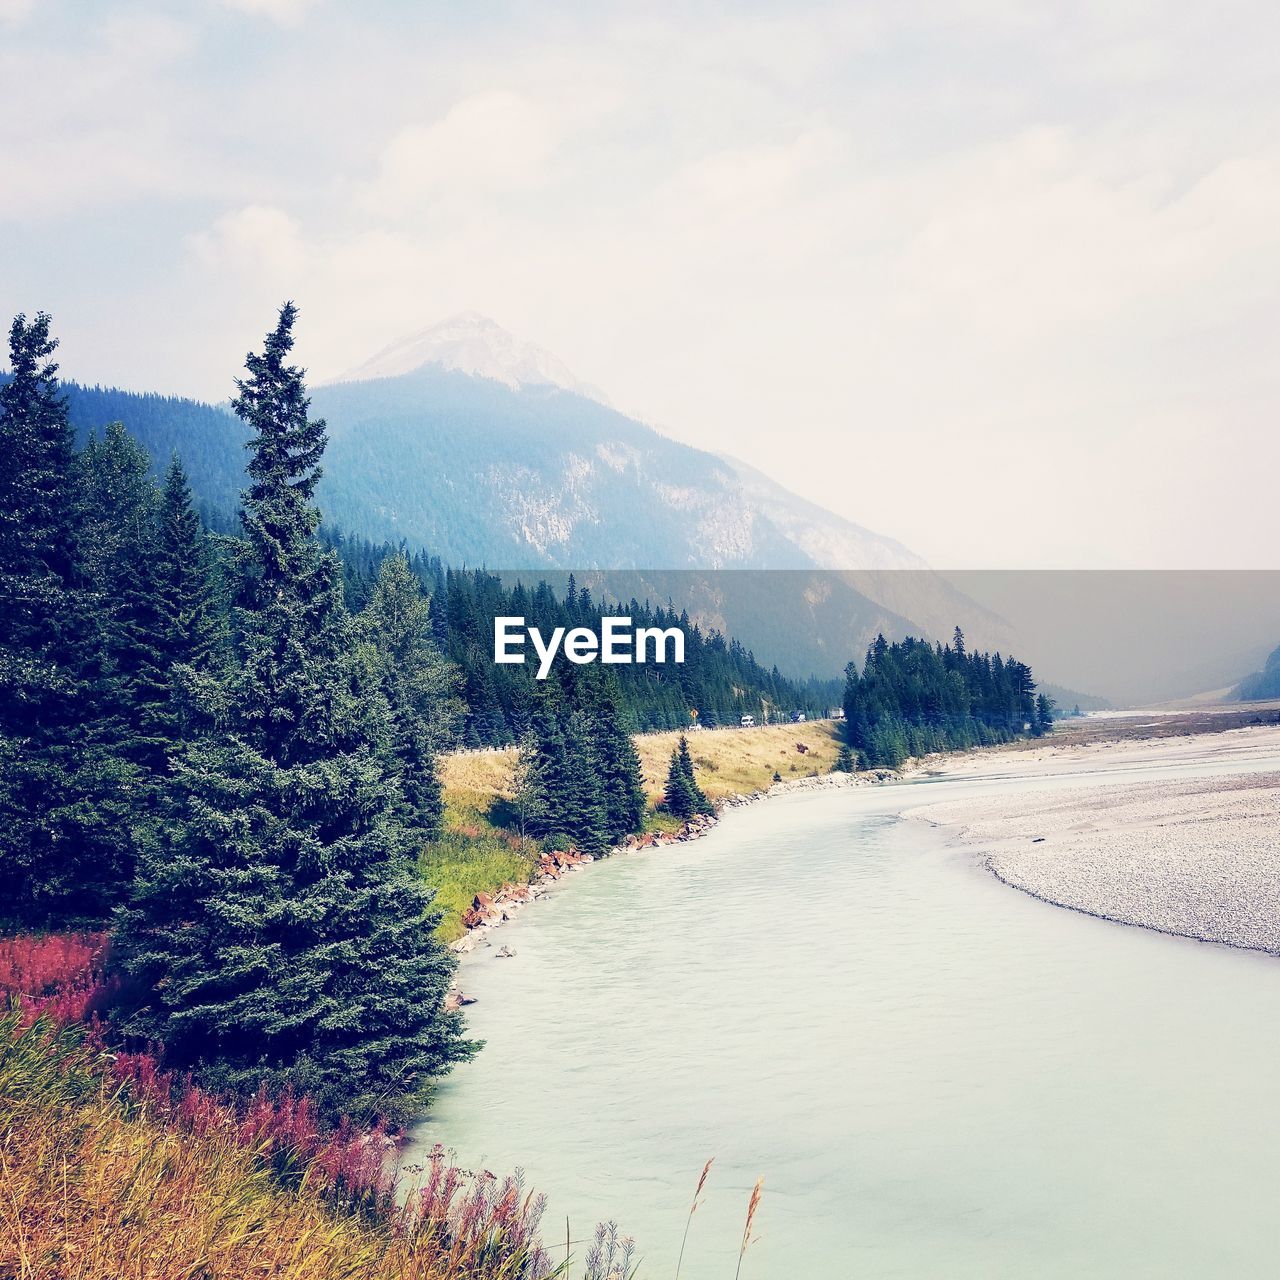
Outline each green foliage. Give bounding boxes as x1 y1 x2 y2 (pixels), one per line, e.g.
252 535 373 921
357 553 463 846
843 629 1041 768
418 829 532 943
1034 693 1055 737
662 734 712 820
511 666 647 853
115 304 472 1124
517 679 606 853
77 423 168 775
581 668 648 842
330 546 838 745
0 315 137 926
832 743 856 773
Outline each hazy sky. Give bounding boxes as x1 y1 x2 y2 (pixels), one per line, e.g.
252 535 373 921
2 1 1276 569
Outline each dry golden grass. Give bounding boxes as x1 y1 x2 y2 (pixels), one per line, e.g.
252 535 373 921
1 1089 405 1280
437 751 518 804
425 723 842 936
439 722 842 814
634 722 842 802
0 1016 556 1280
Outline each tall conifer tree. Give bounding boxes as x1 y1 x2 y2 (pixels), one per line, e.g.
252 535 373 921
581 669 647 843
663 734 711 820
358 553 462 846
76 423 167 775
116 304 470 1122
0 314 135 923
150 454 227 746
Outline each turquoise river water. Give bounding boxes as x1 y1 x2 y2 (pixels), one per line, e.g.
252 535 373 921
405 750 1280 1278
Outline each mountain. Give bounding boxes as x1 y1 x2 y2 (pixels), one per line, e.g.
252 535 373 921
49 315 1012 678
332 311 611 405
1234 644 1280 701
313 364 814 570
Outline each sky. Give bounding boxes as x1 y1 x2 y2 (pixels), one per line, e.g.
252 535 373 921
2 0 1277 569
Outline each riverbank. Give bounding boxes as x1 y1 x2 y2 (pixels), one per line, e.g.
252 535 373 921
431 709 1280 956
424 720 849 940
913 723 1280 955
442 765 901 964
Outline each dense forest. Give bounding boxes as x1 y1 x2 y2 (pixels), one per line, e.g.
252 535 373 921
844 627 1052 768
0 304 841 1126
331 536 837 743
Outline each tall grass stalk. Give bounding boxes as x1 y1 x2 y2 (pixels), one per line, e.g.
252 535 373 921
734 1178 764 1280
673 1158 714 1280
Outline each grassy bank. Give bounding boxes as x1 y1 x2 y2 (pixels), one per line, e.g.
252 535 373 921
0 1013 567 1280
0 939 570 1280
422 723 844 938
634 721 843 801
419 787 535 943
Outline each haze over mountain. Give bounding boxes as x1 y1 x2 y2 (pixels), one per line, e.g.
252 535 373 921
43 316 1280 702
1233 644 1280 702
47 314 1014 678
317 315 962 575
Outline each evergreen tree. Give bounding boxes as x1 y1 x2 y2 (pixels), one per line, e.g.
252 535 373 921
662 747 698 819
581 669 647 843
0 314 135 924
561 705 608 853
520 677 609 852
357 553 462 845
520 683 574 843
844 630 1043 768
676 733 713 815
150 455 227 745
663 734 711 820
76 423 167 775
1034 692 1055 736
116 304 471 1123
833 743 856 773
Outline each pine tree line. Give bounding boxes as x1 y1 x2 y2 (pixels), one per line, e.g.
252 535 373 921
327 542 841 745
511 666 648 854
843 627 1052 768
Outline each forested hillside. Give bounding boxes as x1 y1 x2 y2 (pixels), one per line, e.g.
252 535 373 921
61 382 249 525
34 369 1009 679
332 538 837 744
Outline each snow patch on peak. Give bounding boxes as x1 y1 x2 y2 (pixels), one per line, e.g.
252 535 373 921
334 311 610 404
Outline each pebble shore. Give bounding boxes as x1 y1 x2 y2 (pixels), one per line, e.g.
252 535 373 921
916 726 1280 955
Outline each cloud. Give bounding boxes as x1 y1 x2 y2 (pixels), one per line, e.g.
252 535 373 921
190 205 311 278
220 0 317 26
363 92 559 213
0 0 34 26
8 0 1280 568
0 10 203 218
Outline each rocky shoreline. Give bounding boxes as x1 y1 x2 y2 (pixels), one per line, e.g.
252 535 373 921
444 765 898 1009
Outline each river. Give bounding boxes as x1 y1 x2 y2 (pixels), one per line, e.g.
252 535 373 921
405 748 1280 1278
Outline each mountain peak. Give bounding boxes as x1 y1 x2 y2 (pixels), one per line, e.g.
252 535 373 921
333 312 609 403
